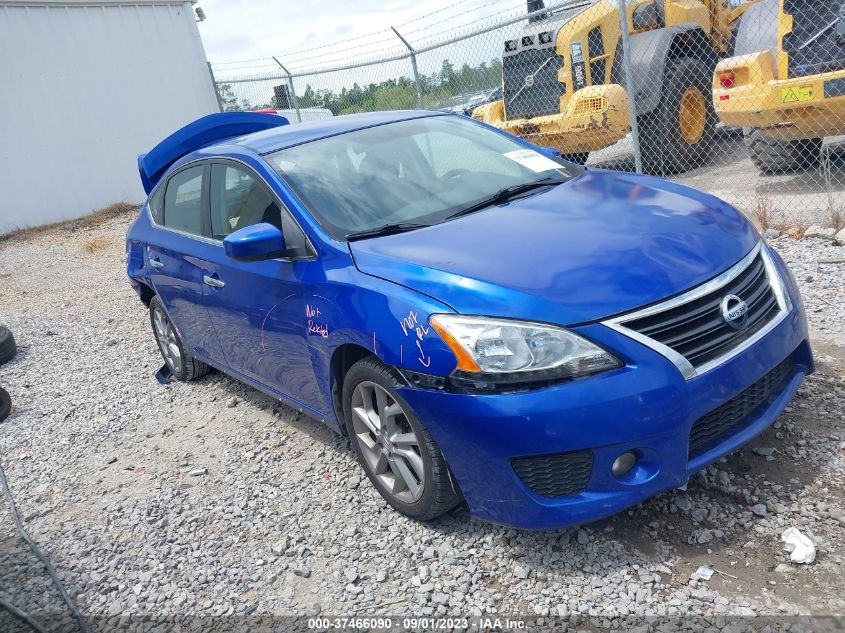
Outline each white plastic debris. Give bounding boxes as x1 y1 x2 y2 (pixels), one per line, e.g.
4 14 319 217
692 565 715 581
781 527 816 564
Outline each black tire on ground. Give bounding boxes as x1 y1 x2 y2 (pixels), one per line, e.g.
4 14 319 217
0 386 10 422
0 326 17 366
638 57 717 175
560 152 589 165
342 356 462 521
148 295 211 382
744 129 823 174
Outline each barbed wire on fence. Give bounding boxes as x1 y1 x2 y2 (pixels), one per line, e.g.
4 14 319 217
210 0 845 237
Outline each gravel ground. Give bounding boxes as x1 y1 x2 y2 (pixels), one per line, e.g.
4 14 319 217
0 215 844 632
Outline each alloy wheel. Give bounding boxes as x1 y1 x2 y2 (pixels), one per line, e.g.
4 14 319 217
350 381 425 504
152 307 183 375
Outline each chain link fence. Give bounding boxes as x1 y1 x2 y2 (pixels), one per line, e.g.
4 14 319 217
211 0 845 236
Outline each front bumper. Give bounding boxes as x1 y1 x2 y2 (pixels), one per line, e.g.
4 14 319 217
397 253 812 529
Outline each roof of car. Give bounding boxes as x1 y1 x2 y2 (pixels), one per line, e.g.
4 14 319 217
138 110 451 195
230 109 445 155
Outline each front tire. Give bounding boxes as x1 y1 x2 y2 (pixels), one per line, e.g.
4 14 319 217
638 57 716 175
745 129 822 174
149 295 210 381
343 357 461 520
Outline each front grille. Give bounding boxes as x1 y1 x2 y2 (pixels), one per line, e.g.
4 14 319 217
512 450 593 497
503 47 565 120
573 96 606 116
623 251 781 369
689 357 793 459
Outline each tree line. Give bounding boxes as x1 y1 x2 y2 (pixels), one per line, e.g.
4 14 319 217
217 58 503 115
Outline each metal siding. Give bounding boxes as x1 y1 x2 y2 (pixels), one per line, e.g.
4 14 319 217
0 2 219 234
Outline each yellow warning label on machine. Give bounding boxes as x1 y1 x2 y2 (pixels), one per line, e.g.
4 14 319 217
781 87 814 104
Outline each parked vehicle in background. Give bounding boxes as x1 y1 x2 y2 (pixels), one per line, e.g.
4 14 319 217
447 87 501 116
127 110 812 529
253 107 334 123
473 0 754 171
714 0 845 174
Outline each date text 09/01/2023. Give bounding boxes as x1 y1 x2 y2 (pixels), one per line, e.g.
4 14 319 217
306 616 527 630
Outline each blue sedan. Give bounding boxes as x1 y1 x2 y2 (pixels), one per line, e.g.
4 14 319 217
126 110 812 529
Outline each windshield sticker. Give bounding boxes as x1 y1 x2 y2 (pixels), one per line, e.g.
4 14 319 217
504 149 562 173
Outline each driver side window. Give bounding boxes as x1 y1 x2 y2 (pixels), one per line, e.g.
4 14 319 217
208 163 312 258
209 164 283 239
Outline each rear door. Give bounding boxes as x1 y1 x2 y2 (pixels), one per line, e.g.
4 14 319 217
146 163 225 364
202 160 320 406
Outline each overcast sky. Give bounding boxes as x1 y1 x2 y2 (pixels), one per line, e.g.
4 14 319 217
198 0 527 72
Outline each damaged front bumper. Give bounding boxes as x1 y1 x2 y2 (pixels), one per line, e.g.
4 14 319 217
395 251 812 529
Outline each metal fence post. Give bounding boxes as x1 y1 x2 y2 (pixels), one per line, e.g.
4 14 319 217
617 0 643 174
391 26 424 109
273 57 302 123
207 62 224 113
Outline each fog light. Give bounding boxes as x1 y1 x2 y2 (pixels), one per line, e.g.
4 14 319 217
612 452 637 477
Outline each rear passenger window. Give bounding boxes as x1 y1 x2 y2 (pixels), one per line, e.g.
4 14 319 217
149 187 164 224
163 166 204 236
209 164 283 239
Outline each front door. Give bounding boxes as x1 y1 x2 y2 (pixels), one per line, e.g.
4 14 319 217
202 161 320 408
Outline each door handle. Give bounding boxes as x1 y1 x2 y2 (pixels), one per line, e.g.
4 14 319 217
149 258 164 269
203 275 226 288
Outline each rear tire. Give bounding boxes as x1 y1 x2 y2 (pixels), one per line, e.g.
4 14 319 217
0 387 10 422
343 357 462 521
639 57 716 175
0 325 17 366
745 129 822 174
149 296 210 381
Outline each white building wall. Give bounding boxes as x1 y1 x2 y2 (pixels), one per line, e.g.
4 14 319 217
0 0 220 234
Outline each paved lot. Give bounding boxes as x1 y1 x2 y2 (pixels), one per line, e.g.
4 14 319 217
0 213 844 632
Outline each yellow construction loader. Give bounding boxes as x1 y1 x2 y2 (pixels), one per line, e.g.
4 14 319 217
473 0 754 173
714 0 845 173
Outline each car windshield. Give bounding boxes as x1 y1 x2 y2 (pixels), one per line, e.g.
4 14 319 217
265 115 579 240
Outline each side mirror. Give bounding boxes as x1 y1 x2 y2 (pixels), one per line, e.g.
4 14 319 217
223 223 286 262
632 2 660 31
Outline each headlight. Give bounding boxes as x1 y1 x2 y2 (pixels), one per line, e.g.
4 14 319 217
429 315 622 386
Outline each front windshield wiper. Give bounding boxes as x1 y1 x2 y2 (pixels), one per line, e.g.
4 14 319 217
443 177 566 222
345 222 431 241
